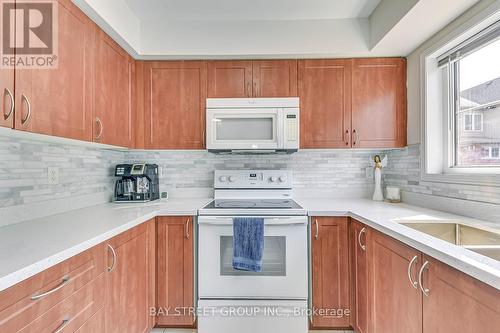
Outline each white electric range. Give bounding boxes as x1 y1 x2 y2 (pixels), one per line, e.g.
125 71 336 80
197 170 308 333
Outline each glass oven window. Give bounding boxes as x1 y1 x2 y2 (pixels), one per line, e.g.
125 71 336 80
216 118 274 141
220 236 286 276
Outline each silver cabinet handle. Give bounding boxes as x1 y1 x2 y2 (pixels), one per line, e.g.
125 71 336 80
185 219 190 239
418 260 430 297
3 88 14 120
21 94 31 125
345 129 350 146
353 129 358 146
53 318 70 333
314 219 319 239
358 227 366 251
31 276 70 300
95 117 103 140
107 244 117 272
408 255 419 289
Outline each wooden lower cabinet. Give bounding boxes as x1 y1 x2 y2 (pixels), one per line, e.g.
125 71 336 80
369 230 423 333
0 244 105 333
311 217 350 329
105 221 155 333
74 306 105 332
349 220 370 333
421 255 500 333
156 216 195 327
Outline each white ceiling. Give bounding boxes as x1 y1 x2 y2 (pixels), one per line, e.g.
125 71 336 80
123 0 381 21
73 0 482 58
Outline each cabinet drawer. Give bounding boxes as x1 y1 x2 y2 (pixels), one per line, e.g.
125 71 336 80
18 273 104 333
0 244 105 332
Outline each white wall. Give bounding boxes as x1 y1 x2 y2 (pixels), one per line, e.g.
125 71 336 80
406 0 496 144
369 0 418 48
72 0 141 56
139 19 370 58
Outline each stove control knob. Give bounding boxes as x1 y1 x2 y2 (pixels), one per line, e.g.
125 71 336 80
228 176 236 182
219 176 227 182
270 176 277 183
279 176 287 182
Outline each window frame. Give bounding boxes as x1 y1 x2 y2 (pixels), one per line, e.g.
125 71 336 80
421 3 500 187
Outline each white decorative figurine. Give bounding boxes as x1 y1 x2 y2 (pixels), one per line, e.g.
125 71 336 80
371 155 387 201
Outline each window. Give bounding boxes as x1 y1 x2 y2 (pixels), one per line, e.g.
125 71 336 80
489 147 500 159
463 113 483 131
439 21 500 168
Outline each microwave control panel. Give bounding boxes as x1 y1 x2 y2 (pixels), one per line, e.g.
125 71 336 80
283 109 299 148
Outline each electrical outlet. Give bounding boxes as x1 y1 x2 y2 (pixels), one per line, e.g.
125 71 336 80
365 167 374 179
47 167 59 185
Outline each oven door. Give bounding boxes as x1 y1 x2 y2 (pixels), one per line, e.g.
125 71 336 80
198 216 308 300
206 109 283 150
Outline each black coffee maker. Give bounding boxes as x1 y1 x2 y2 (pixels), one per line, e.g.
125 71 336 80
114 164 160 202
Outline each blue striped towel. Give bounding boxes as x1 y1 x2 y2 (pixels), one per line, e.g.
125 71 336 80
232 217 264 272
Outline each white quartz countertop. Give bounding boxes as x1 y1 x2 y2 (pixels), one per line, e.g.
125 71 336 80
0 198 211 292
296 198 500 290
1 197 499 293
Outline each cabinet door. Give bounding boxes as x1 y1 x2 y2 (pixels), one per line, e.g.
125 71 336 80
311 217 350 329
144 61 207 149
350 221 370 333
370 231 422 333
298 60 352 148
105 223 151 333
14 0 93 141
252 60 297 97
0 67 14 128
156 216 195 327
207 60 252 97
422 255 500 333
351 58 407 148
94 27 135 147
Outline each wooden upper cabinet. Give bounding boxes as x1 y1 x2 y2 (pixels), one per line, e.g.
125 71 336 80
311 217 350 329
94 27 135 147
156 216 195 327
253 60 297 97
351 58 407 148
422 255 500 333
105 223 151 333
370 231 422 333
144 61 207 149
14 0 93 141
208 60 253 98
207 60 298 98
350 220 370 333
298 59 352 148
0 67 14 129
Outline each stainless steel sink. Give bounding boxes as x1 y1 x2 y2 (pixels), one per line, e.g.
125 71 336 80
399 222 500 261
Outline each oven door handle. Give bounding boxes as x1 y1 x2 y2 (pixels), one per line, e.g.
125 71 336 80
198 217 307 226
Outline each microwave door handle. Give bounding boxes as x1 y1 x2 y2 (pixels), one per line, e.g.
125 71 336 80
277 110 284 148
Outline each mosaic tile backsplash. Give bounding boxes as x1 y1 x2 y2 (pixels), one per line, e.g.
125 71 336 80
0 136 124 208
125 149 379 193
2 134 499 211
384 144 500 205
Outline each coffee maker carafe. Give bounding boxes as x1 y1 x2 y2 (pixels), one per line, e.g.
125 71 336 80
114 164 160 202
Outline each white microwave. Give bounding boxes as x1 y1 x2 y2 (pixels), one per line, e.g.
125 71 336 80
206 98 299 154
